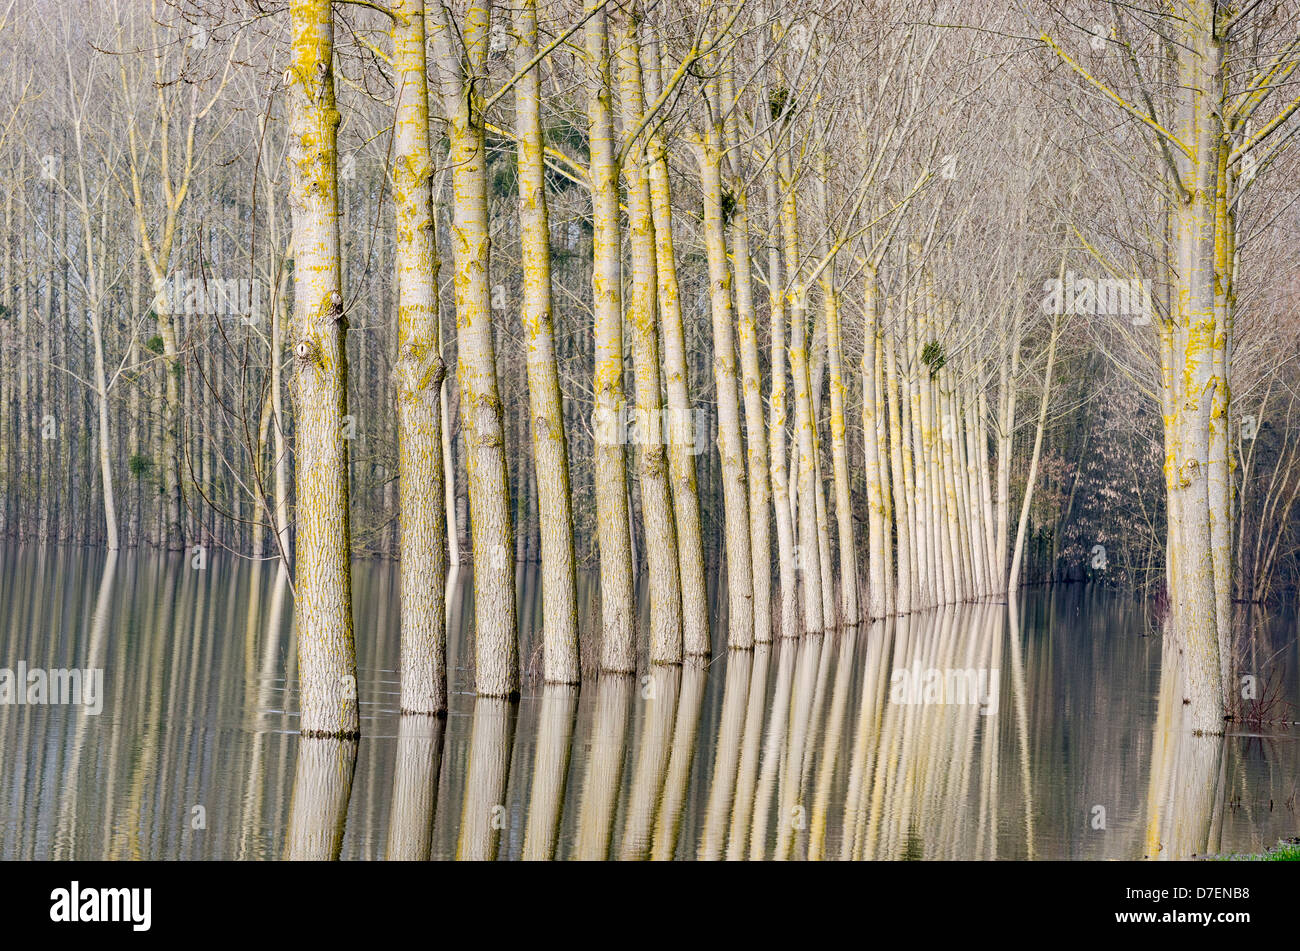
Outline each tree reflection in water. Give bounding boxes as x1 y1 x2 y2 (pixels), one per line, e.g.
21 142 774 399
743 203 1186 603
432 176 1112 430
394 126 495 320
3 550 1293 861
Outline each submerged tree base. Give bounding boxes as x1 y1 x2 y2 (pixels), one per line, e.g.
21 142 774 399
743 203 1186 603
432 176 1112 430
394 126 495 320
301 729 362 741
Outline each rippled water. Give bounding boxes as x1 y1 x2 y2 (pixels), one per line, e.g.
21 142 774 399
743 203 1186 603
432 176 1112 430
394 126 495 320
1 545 1296 860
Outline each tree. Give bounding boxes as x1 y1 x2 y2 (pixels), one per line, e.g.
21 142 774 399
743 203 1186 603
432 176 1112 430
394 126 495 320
429 0 518 697
514 0 580 683
286 0 357 737
392 0 448 715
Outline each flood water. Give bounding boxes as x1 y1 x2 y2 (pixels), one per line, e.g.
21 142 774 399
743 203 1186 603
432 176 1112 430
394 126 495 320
1 544 1296 860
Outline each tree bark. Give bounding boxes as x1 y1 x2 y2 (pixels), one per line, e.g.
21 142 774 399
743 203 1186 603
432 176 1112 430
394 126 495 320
287 0 358 737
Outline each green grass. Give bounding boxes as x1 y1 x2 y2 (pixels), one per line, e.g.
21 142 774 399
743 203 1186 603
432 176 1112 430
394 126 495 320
1211 841 1300 861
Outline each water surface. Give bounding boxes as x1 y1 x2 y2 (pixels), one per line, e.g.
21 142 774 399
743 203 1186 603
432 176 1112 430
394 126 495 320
1 545 1295 860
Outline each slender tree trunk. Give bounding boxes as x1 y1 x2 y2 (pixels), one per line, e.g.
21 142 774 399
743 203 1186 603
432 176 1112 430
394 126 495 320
287 0 358 737
1166 0 1225 733
1008 315 1060 593
156 298 183 549
874 322 894 616
431 0 518 697
616 13 682 665
90 307 117 550
729 192 772 645
823 274 855 625
585 0 636 673
714 64 772 644
780 161 824 635
439 314 458 568
995 323 1020 596
392 0 448 715
699 121 753 649
1209 134 1234 699
516 0 580 684
644 39 709 658
766 173 798 639
272 260 292 565
817 168 856 626
862 274 887 619
885 326 911 614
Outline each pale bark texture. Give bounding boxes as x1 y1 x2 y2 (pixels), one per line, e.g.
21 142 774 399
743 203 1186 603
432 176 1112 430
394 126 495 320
644 43 710 659
430 0 518 697
392 0 448 715
699 113 753 649
585 0 637 673
616 13 683 665
766 170 799 639
515 0 580 684
287 0 358 737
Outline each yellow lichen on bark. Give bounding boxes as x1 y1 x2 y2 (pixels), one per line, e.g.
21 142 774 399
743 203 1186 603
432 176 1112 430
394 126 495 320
515 0 580 684
584 0 637 673
430 0 519 697
392 0 447 715
616 10 683 665
287 0 358 737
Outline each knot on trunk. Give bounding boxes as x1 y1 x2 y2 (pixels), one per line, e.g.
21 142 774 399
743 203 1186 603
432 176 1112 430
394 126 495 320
295 337 322 367
328 290 347 327
395 343 446 397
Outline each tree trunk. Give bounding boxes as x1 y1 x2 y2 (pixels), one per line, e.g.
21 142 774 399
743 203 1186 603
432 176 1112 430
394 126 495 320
584 0 637 673
644 40 710 658
431 0 519 697
699 127 753 649
766 172 798 638
286 0 358 737
516 0 580 684
392 0 448 716
616 14 682 665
